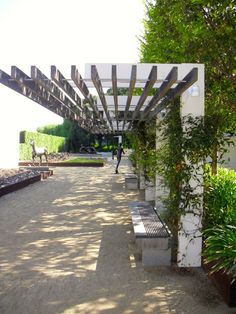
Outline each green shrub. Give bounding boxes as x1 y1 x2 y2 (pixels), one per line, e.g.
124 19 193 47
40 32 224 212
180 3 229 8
203 225 236 281
19 131 66 160
204 165 236 227
203 166 236 280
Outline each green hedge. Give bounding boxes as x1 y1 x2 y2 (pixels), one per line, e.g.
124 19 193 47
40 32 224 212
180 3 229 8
19 131 67 160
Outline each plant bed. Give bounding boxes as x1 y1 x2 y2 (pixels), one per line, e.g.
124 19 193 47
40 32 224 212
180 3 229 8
203 261 236 307
0 170 41 197
19 159 105 167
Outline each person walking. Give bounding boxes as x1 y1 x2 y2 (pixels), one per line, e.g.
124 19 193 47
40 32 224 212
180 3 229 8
115 143 125 174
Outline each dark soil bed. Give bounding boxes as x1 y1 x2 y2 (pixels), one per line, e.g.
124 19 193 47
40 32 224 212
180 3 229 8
0 168 41 197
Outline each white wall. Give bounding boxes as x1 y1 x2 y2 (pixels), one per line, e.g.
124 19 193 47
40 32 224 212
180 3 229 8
0 105 19 168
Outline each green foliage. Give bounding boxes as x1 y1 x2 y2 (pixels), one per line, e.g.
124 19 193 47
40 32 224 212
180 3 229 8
19 131 66 160
140 0 236 134
203 225 236 280
203 166 236 279
204 166 236 227
62 157 104 164
37 120 73 138
128 120 157 183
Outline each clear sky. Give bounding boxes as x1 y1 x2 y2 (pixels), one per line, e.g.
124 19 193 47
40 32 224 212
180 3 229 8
0 0 144 131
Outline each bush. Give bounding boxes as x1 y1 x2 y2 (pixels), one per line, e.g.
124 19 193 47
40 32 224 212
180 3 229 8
19 131 67 160
204 165 236 227
203 166 236 280
203 225 236 281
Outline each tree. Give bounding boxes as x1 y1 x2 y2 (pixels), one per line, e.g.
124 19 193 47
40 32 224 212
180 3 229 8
140 0 236 131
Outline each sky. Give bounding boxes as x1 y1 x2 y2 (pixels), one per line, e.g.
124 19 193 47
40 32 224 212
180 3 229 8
0 0 145 131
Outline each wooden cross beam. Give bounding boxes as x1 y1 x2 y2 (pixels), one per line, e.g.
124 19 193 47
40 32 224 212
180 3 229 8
91 65 113 131
51 66 83 111
0 68 76 121
147 68 198 120
122 65 137 130
112 65 119 129
71 65 108 132
31 66 81 117
11 66 79 120
128 66 157 129
141 67 178 121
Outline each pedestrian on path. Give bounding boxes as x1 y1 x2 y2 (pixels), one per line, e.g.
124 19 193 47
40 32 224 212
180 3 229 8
115 143 125 174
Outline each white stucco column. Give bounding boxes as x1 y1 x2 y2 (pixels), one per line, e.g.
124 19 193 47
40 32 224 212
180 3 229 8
177 64 205 267
155 114 168 213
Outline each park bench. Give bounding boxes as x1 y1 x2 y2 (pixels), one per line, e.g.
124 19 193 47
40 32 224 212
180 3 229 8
128 201 172 267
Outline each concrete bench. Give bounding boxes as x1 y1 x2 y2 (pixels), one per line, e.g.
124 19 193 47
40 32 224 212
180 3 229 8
125 174 138 189
128 201 172 267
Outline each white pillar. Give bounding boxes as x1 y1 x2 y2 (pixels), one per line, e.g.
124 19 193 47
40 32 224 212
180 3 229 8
155 115 168 213
177 64 205 267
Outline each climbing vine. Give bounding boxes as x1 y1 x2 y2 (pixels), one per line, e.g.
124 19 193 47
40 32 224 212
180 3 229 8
130 98 230 262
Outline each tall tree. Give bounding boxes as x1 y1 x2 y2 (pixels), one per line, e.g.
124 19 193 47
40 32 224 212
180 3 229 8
140 0 236 131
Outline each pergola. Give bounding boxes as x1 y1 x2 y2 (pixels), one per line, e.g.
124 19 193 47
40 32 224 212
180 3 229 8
0 63 200 134
0 63 204 268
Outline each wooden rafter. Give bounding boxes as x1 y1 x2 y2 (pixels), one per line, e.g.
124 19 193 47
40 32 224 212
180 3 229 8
122 65 137 130
128 66 157 129
147 68 198 120
11 66 79 120
30 66 81 117
91 65 113 131
51 66 83 111
71 65 107 132
141 67 178 121
0 68 76 121
112 65 119 129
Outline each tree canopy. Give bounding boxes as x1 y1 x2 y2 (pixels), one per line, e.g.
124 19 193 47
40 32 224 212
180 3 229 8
140 0 236 132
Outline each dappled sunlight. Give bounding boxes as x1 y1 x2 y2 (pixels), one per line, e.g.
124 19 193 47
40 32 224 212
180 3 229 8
0 160 227 313
63 296 122 314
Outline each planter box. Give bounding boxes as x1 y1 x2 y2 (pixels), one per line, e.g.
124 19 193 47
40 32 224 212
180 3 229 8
203 262 236 307
145 184 155 201
125 174 138 189
0 173 41 197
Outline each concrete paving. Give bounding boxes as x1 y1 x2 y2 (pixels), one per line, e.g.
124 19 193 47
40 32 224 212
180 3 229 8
0 157 233 314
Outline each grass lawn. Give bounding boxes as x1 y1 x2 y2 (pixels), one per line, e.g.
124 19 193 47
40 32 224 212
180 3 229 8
62 157 104 164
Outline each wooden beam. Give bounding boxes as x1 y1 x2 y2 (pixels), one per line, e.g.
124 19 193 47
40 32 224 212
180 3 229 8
141 67 178 120
10 67 96 132
0 68 77 121
122 65 137 130
128 66 157 129
71 66 98 115
91 65 113 131
112 65 119 129
147 68 198 120
51 66 83 110
30 66 81 117
71 65 107 131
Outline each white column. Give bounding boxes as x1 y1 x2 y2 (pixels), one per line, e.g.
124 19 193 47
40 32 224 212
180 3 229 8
177 64 205 267
155 115 168 212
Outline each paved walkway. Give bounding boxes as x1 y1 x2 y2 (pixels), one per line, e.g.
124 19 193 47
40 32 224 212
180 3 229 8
0 157 233 314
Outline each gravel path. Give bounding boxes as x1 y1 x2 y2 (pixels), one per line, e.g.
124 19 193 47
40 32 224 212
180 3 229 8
0 158 234 314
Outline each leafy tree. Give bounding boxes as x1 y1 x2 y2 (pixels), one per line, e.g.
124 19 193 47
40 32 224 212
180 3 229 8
140 0 236 136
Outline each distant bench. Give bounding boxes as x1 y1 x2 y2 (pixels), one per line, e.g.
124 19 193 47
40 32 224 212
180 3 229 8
128 201 172 266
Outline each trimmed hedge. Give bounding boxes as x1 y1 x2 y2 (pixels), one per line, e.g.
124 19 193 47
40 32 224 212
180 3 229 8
19 131 67 160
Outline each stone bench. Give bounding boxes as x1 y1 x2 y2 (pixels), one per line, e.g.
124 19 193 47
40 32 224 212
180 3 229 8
128 201 172 267
125 174 138 189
